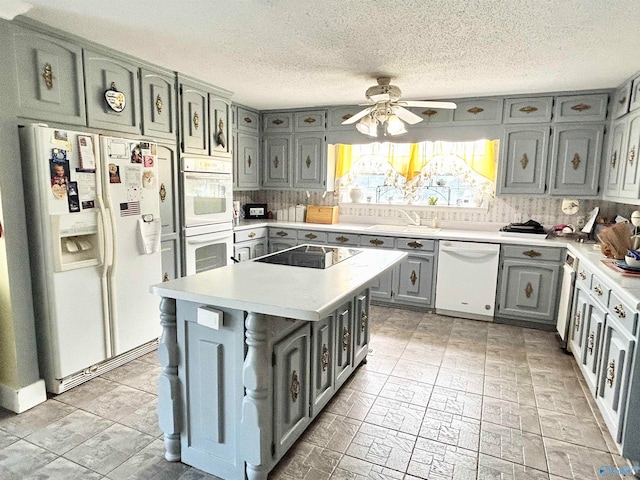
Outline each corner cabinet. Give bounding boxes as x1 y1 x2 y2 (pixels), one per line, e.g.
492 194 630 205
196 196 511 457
233 227 267 262
234 106 261 190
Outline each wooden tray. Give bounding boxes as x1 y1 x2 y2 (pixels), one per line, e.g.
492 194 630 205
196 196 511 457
601 259 640 276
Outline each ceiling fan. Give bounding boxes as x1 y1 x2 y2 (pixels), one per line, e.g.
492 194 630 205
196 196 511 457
342 77 457 136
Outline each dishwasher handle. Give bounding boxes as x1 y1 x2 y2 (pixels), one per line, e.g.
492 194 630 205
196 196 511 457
440 243 498 253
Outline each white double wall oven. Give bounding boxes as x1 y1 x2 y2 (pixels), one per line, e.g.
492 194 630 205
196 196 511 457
181 155 233 275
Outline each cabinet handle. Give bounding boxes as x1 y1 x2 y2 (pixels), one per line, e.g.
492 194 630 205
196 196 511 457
522 250 541 258
369 238 384 246
290 370 300 402
575 311 581 331
243 117 252 124
276 231 288 237
571 153 581 170
613 304 626 318
342 327 350 351
611 150 617 168
336 235 349 243
570 103 591 112
159 183 167 202
163 272 170 282
321 344 330 372
525 282 534 298
606 360 616 387
410 270 418 285
593 285 603 296
42 62 54 90
407 241 423 249
155 94 163 114
519 105 539 114
272 118 284 125
467 106 484 115
248 232 256 238
619 96 627 106
341 114 353 121
629 145 636 166
303 117 316 124
422 109 438 117
520 153 529 169
274 155 279 169
588 332 595 354
579 271 587 280
216 119 226 148
305 155 311 168
193 111 199 130
304 233 317 239
247 155 252 168
361 311 368 332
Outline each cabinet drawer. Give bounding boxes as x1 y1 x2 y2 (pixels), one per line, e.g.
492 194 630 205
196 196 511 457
589 273 611 309
269 227 298 239
327 232 360 246
237 107 259 133
501 245 563 262
263 112 293 132
395 237 436 252
607 291 638 335
503 97 553 123
576 263 592 288
297 230 328 243
612 83 632 119
453 98 503 124
294 110 326 132
554 94 608 122
235 227 267 243
360 235 394 249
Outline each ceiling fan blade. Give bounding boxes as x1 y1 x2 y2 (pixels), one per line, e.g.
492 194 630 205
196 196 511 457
393 106 423 125
368 93 391 102
401 100 457 109
341 107 372 124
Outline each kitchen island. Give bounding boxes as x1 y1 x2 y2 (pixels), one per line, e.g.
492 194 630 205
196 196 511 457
150 246 405 480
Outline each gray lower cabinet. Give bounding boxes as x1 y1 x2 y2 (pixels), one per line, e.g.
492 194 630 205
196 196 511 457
604 117 628 197
84 49 141 134
157 143 181 279
234 227 267 261
497 126 550 195
235 132 260 189
569 286 588 358
12 26 86 125
496 245 563 327
579 298 606 395
141 68 177 141
161 240 181 282
334 300 354 389
263 135 292 188
310 315 335 415
268 227 298 252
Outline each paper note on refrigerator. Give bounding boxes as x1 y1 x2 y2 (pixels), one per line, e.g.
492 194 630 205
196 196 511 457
137 217 161 254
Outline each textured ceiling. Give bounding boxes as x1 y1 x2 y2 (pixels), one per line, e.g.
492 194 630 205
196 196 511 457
12 0 640 110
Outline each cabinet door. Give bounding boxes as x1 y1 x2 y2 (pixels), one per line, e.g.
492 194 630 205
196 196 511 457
293 134 325 189
236 133 260 189
453 98 502 124
237 106 259 133
273 324 311 458
503 97 553 124
549 124 603 196
498 261 561 325
353 291 370 365
619 110 640 199
160 239 180 282
294 110 325 132
395 254 436 307
268 239 297 253
263 112 293 133
612 83 631 119
597 317 635 443
210 96 231 157
569 287 588 363
580 300 605 396
253 239 267 258
13 28 86 125
497 126 549 194
263 135 291 188
157 144 179 237
141 68 177 141
234 244 251 262
310 315 335 416
180 82 208 154
370 268 394 301
84 49 141 134
334 301 354 389
604 118 628 198
554 94 608 122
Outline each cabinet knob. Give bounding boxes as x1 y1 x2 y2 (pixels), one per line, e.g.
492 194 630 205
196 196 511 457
519 106 539 114
579 271 587 280
159 183 167 202
575 311 581 331
42 62 54 90
321 344 330 372
571 153 581 170
247 154 252 168
290 370 300 402
407 241 423 249
611 150 617 168
613 304 626 318
303 117 316 124
520 153 529 169
193 111 199 130
467 106 484 115
276 231 288 237
410 270 418 286
155 94 163 114
588 332 595 354
593 285 603 296
336 236 349 243
361 311 368 332
248 232 256 238
606 360 616 387
522 250 541 258
342 327 350 351
304 233 317 239
243 117 252 124
274 155 279 169
524 282 534 298
369 238 384 246
570 103 592 112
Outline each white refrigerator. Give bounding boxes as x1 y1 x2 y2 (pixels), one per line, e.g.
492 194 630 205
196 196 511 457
20 124 163 393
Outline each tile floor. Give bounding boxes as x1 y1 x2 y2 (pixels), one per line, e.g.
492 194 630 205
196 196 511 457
0 306 631 479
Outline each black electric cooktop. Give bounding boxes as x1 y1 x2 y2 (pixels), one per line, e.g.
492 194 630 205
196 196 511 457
255 245 361 269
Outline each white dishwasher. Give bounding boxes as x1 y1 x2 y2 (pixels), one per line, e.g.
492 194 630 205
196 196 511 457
436 241 500 321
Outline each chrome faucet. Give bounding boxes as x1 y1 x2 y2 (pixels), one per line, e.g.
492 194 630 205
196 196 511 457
398 209 420 226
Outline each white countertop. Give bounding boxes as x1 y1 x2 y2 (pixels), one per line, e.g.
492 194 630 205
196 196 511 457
151 248 406 321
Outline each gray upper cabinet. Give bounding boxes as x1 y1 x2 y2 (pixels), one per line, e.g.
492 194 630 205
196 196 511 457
603 117 628 198
292 134 325 189
554 94 608 123
141 68 177 141
549 124 603 196
327 106 363 130
84 49 141 134
179 80 208 154
453 98 503 124
236 106 259 133
497 126 550 195
236 132 260 189
294 110 325 132
407 106 454 126
263 135 291 188
157 143 181 280
209 95 231 158
503 97 553 124
612 82 632 119
263 112 293 133
13 27 86 126
618 109 640 199
630 75 640 111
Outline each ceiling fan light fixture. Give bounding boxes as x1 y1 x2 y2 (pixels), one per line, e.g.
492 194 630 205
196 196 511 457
356 115 377 136
385 114 405 135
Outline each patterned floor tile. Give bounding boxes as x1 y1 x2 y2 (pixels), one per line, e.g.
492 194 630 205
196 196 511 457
477 453 549 479
346 423 415 472
418 408 480 451
0 400 75 437
101 359 161 394
54 377 120 409
480 423 547 472
361 353 398 375
484 361 532 384
543 437 614 479
534 386 594 417
325 388 376 421
482 397 541 435
300 412 361 454
20 456 103 480
80 384 156 422
483 376 537 406
390 359 439 384
440 353 486 374
344 369 389 396
428 386 482 420
407 437 477 480
270 440 342 480
105 438 191 480
378 377 433 407
435 369 484 395
400 341 445 366
0 439 58 480
364 397 426 435
331 455 404 479
117 399 162 437
0 431 19 449
537 408 609 452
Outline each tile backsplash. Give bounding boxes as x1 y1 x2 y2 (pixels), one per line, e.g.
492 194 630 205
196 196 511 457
234 190 631 227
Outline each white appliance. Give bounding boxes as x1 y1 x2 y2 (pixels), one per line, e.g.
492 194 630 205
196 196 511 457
181 155 234 275
435 241 500 321
19 125 162 393
556 251 579 349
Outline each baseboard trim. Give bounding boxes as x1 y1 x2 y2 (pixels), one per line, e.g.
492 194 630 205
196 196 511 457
0 378 47 413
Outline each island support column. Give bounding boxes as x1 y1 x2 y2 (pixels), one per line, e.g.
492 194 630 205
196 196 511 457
241 312 270 480
157 297 182 461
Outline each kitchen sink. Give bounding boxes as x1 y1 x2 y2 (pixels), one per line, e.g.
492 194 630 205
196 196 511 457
365 224 441 233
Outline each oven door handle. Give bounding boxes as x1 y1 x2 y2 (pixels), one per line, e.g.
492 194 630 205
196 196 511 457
187 236 227 245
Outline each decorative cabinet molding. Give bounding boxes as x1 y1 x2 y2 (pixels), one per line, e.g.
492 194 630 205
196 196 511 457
554 94 608 122
237 106 259 133
263 112 293 133
292 134 325 189
452 98 503 124
141 68 177 141
262 134 292 188
503 97 553 124
497 126 550 195
294 110 325 132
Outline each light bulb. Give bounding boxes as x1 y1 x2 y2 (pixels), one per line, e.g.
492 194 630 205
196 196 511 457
356 115 377 137
386 114 406 135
